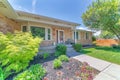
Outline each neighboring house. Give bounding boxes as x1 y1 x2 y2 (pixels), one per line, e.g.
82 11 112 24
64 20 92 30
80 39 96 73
0 0 93 47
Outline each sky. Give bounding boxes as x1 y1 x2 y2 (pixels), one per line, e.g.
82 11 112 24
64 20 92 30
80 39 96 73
8 0 94 29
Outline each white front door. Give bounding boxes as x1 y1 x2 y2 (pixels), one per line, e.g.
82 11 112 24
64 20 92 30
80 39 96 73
58 30 64 43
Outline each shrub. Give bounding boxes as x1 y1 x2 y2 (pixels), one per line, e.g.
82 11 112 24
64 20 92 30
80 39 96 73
0 67 4 80
53 59 62 69
0 32 42 79
54 51 61 57
55 44 67 56
92 36 96 41
112 45 120 49
14 64 46 80
43 52 49 59
58 55 69 62
73 44 82 52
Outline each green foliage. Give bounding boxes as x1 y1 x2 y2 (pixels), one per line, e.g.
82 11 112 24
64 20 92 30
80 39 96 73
92 36 96 41
99 31 115 39
14 64 46 80
43 52 49 59
112 45 120 49
55 44 67 56
58 55 69 62
73 44 82 52
53 59 62 69
82 0 120 40
0 67 4 80
0 32 42 79
54 51 61 57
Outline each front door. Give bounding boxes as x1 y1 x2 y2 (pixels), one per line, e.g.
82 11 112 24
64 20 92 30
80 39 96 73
58 30 64 43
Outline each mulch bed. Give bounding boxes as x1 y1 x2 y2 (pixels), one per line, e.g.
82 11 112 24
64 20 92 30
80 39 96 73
6 54 100 80
42 58 99 80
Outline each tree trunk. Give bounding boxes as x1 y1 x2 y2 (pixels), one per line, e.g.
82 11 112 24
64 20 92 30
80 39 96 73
110 27 120 43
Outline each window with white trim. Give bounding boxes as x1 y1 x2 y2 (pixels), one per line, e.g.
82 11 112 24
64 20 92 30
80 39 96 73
30 26 52 40
22 26 27 32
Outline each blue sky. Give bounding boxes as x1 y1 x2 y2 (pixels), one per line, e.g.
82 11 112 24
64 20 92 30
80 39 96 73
8 0 94 28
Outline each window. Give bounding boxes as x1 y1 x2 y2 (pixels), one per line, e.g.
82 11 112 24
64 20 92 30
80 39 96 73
86 32 89 40
31 26 45 40
47 28 51 40
30 26 52 40
22 26 27 32
74 32 79 40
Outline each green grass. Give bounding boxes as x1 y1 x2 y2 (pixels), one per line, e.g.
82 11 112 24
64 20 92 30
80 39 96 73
83 46 120 65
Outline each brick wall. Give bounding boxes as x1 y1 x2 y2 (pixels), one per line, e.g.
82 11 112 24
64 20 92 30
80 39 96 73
0 13 21 33
77 31 93 45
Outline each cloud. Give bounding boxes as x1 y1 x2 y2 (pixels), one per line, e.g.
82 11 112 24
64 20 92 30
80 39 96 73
32 0 37 13
16 5 30 12
8 0 30 12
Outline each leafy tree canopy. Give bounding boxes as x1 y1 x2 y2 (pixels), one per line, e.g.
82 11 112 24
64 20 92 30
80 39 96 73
99 31 115 39
82 0 120 40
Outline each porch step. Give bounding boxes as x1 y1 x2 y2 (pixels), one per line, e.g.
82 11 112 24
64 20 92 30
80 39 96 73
67 46 81 57
38 46 56 55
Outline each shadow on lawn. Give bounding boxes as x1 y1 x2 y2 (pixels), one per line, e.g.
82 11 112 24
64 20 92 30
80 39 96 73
95 46 120 53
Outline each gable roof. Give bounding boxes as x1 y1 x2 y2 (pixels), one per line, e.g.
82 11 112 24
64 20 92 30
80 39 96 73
0 0 80 27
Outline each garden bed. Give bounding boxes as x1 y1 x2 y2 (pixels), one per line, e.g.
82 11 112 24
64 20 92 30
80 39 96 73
7 54 99 80
42 58 99 80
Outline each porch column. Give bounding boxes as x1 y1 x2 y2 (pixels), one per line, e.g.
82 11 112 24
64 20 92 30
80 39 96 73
74 27 77 44
27 21 31 32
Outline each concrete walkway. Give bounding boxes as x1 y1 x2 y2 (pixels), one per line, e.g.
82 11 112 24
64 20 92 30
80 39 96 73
66 46 120 80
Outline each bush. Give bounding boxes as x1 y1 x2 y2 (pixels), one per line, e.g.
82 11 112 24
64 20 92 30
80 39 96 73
54 51 61 57
14 64 46 80
53 59 62 69
73 44 82 52
55 44 67 56
58 55 69 62
43 52 49 59
0 67 4 80
92 36 96 41
0 32 42 79
112 45 120 49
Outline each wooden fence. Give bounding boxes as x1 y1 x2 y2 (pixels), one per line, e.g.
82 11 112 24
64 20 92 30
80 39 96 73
95 39 120 46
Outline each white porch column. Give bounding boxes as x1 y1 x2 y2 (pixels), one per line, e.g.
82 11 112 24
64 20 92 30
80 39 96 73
27 21 31 32
74 27 77 44
75 28 77 43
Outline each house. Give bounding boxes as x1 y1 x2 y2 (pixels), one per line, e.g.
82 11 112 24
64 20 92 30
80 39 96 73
0 0 93 47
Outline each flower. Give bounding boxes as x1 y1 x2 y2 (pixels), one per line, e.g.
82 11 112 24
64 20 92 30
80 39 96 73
43 77 49 80
75 71 80 77
56 71 64 77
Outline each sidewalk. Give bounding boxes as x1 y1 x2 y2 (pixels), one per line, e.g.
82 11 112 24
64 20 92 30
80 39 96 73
66 47 120 80
73 55 120 80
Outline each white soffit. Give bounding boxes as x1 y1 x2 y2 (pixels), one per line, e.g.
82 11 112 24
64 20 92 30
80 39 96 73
0 0 18 19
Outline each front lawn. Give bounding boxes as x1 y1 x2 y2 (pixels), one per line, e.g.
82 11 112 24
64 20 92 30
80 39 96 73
83 46 120 65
